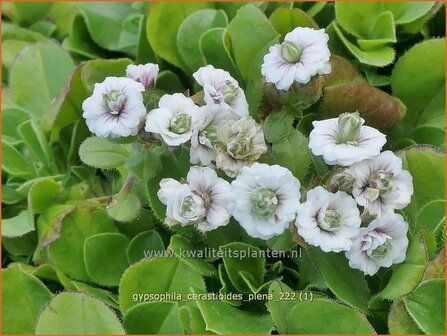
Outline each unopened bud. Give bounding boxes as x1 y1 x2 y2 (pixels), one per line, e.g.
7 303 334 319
337 112 362 145
107 192 141 222
281 41 302 63
222 81 239 103
328 168 355 193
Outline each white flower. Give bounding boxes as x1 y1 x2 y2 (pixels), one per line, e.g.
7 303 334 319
126 63 159 89
215 117 268 178
193 65 249 117
345 213 409 276
145 93 199 146
82 77 146 138
228 163 301 240
261 27 331 90
190 104 239 166
157 166 230 232
309 112 387 166
350 151 414 217
296 186 361 252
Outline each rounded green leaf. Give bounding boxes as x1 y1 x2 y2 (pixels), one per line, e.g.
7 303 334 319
226 4 279 82
383 2 435 24
28 178 63 215
119 257 205 313
287 298 375 334
392 38 445 129
199 28 241 82
124 302 183 334
35 292 125 334
9 40 74 125
84 232 130 286
2 142 34 177
127 230 165 264
380 231 428 299
307 247 371 313
2 266 53 334
388 299 423 334
48 207 119 281
403 279 446 334
1 210 34 238
147 2 213 70
263 111 294 144
415 199 446 239
398 145 445 221
219 242 265 293
177 9 228 72
125 148 162 180
272 129 311 180
79 137 131 169
270 7 318 39
106 191 141 223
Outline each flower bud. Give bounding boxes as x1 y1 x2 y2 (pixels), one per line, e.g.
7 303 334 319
126 63 159 90
170 113 192 134
251 187 278 218
337 112 362 144
281 41 302 63
328 168 355 193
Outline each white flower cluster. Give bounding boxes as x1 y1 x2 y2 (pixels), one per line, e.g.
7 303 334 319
81 28 413 276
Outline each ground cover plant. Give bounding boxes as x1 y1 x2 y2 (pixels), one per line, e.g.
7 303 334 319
1 1 446 335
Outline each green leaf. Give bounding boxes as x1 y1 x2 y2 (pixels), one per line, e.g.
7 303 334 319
2 233 37 257
383 2 435 24
267 281 297 333
84 232 130 286
398 146 445 222
332 22 395 67
106 191 141 223
47 207 119 281
177 9 228 72
388 300 423 334
115 208 155 238
71 281 120 310
380 231 428 299
403 279 446 334
2 266 53 334
263 110 294 144
124 302 184 334
179 304 210 334
272 129 311 181
28 178 63 215
127 230 165 264
3 2 53 26
219 242 265 293
391 38 445 131
79 137 131 169
125 148 162 180
119 257 205 313
77 2 138 54
80 58 133 92
226 4 279 83
287 298 375 334
199 28 241 83
9 40 74 126
2 142 34 177
307 247 371 313
146 146 191 221
17 120 52 166
2 210 34 238
195 289 273 334
35 292 125 334
63 15 107 59
269 7 318 39
31 263 74 290
2 107 30 143
147 2 213 70
415 199 446 237
156 70 185 93
169 235 216 276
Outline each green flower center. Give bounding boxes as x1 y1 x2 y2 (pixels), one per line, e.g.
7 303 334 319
366 170 393 201
222 80 239 103
170 113 192 134
103 90 124 115
251 187 278 218
227 135 252 159
371 239 392 259
281 41 302 63
180 194 204 220
337 112 362 145
321 209 342 231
